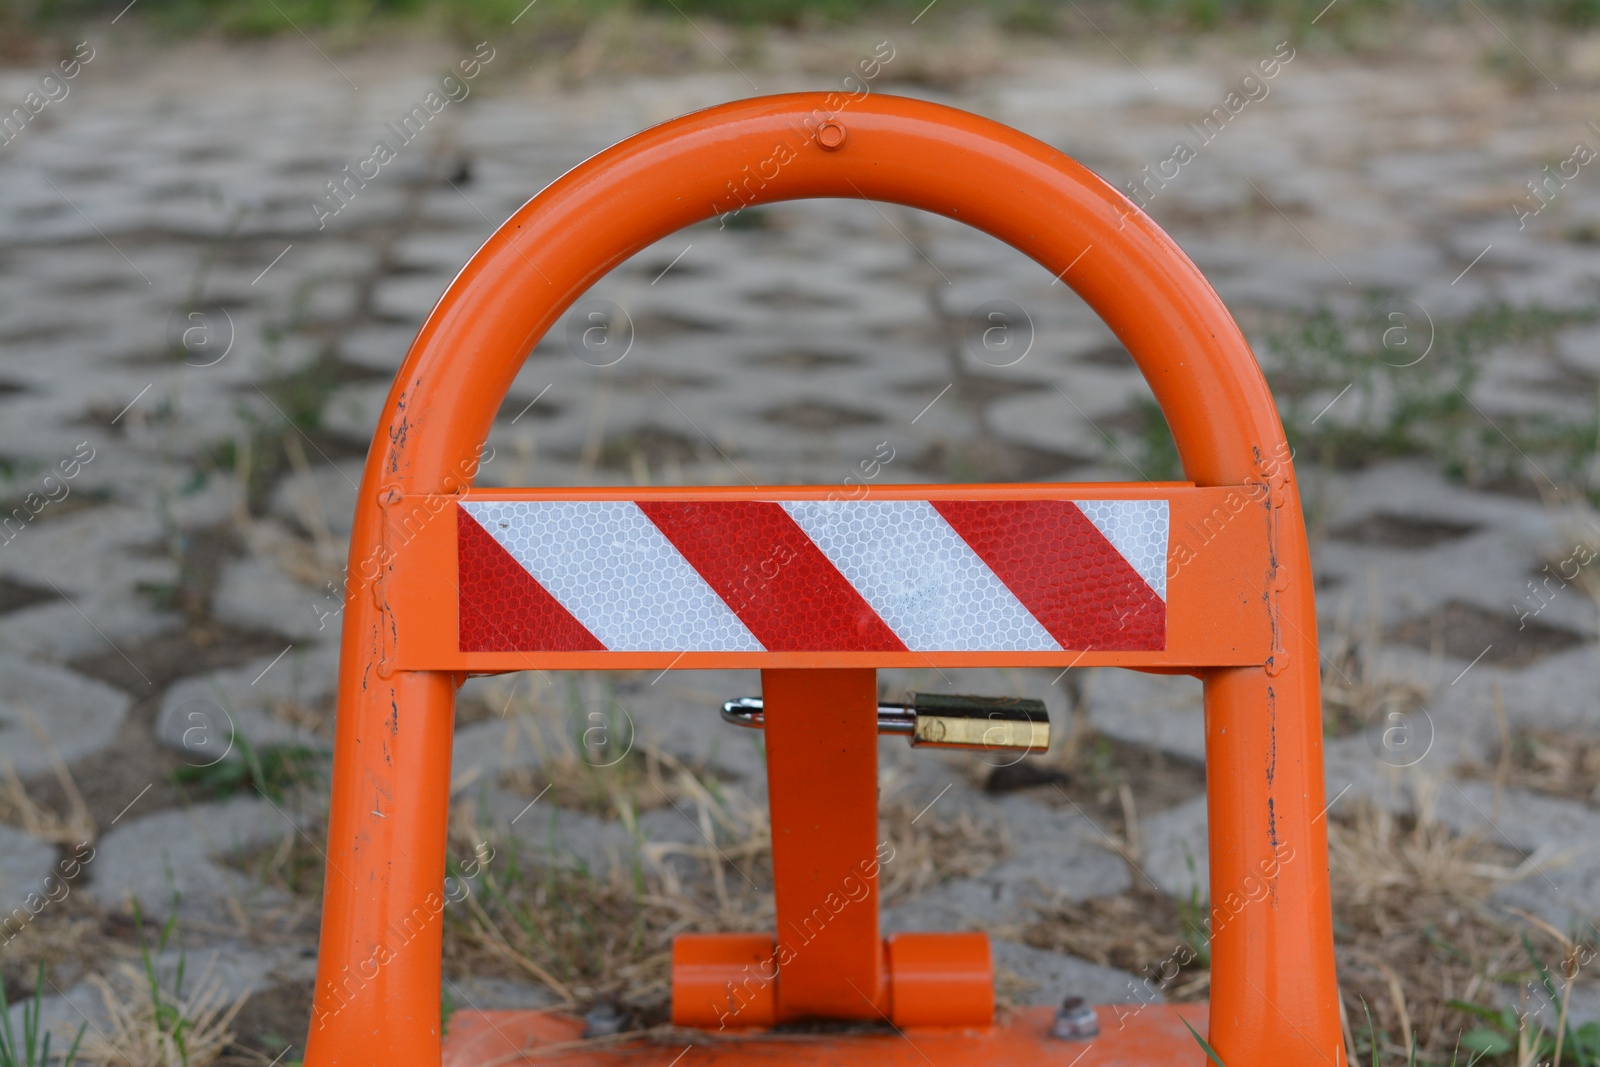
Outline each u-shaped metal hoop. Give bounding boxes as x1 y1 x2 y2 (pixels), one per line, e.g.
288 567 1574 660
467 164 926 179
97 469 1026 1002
305 92 1340 1067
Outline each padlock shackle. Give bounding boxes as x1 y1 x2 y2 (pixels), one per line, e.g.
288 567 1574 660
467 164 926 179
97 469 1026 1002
306 93 1340 1067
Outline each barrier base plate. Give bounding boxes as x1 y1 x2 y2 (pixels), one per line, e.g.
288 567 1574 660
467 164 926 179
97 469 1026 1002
441 1004 1209 1066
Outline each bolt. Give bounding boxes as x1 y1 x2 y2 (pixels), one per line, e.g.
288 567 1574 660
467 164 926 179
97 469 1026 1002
1051 995 1099 1040
581 999 626 1038
817 120 847 151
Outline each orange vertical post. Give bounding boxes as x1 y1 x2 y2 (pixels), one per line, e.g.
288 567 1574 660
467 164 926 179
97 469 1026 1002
761 668 888 1021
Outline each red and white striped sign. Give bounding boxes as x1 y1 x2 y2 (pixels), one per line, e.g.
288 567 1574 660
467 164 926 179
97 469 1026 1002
455 498 1169 654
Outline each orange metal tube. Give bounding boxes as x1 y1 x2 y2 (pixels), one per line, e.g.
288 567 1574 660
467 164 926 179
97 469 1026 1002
670 933 780 1029
886 932 993 1028
305 92 1340 1067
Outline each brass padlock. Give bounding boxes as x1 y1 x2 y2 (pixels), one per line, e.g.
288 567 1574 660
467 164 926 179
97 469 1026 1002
721 692 1049 752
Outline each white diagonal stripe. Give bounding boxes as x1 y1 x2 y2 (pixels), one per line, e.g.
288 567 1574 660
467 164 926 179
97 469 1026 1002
781 499 1059 652
461 501 761 652
1076 499 1169 600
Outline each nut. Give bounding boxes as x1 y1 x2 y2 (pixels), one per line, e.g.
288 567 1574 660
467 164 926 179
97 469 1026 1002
1051 995 1099 1040
581 1000 627 1038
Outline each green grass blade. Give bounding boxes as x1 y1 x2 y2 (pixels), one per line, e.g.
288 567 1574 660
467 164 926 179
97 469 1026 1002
62 1020 86 1067
0 969 15 1065
1181 1017 1227 1067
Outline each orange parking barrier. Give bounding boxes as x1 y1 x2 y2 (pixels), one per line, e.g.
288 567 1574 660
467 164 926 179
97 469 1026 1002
303 92 1342 1067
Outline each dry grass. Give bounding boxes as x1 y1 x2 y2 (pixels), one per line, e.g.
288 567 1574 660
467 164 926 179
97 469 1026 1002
445 852 692 1018
1459 719 1600 806
223 824 327 900
1012 786 1583 1063
499 724 710 821
1538 490 1600 617
1017 890 1210 1000
244 435 344 597
0 740 106 1003
1326 793 1563 1062
0 905 103 1004
444 741 1007 1023
1320 630 1433 738
444 747 764 1020
878 772 1009 904
0 708 97 846
80 958 248 1067
259 691 334 743
1010 714 1212 1002
232 686 1011 972
437 677 1013 1022
178 662 1600 1063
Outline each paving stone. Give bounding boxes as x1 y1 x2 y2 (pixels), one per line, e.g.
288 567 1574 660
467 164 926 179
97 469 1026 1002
270 460 364 540
449 719 541 787
449 783 637 875
1081 668 1206 764
0 822 59 914
883 793 1131 934
87 796 295 924
0 505 172 594
0 657 131 775
991 938 1155 1008
1137 795 1211 902
1501 977 1600 1029
318 380 392 444
212 554 336 642
338 324 421 373
0 596 180 663
156 642 338 762
1434 781 1600 933
445 975 559 1014
372 273 457 322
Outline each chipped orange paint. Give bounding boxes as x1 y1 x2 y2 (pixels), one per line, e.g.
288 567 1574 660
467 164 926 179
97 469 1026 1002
304 92 1342 1067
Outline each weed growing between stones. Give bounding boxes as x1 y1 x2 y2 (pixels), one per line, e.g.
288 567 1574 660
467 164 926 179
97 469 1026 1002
1266 298 1597 486
443 833 709 1022
0 720 96 846
1112 295 1600 498
1450 928 1600 1065
222 679 1007 1026
1459 725 1600 805
443 750 1008 1024
1326 795 1592 1066
194 353 373 518
1318 605 1434 739
169 733 326 803
1021 786 1596 1066
0 964 84 1067
81 898 247 1067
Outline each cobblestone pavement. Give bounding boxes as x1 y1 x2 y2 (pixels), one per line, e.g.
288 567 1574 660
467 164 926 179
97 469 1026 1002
4 16 1600 1061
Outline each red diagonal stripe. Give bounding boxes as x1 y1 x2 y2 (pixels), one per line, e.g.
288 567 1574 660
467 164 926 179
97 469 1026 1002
931 500 1164 651
637 500 906 653
456 505 604 652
